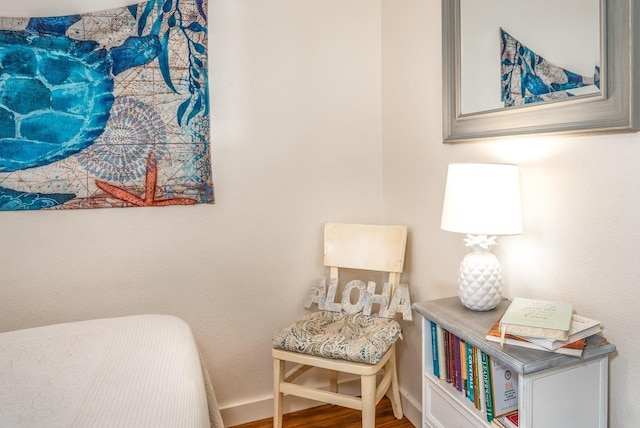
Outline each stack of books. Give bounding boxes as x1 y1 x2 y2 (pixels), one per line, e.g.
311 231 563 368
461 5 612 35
485 297 602 357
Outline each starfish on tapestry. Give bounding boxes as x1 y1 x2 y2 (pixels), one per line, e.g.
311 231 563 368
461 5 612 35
95 153 197 207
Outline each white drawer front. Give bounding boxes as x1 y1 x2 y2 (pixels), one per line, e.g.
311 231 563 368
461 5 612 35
424 377 488 428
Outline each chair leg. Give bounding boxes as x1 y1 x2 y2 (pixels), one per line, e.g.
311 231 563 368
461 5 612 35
360 374 377 428
273 358 285 428
386 349 404 419
329 370 338 393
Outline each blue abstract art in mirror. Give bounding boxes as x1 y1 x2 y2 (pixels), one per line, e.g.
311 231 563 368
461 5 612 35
501 28 600 108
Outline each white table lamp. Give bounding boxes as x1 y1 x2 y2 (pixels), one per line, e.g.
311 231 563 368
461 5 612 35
441 163 523 311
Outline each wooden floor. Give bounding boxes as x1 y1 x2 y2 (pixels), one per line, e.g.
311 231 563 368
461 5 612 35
228 397 415 428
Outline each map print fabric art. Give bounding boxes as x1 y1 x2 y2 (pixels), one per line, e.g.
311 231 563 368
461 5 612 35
500 28 600 108
0 0 213 210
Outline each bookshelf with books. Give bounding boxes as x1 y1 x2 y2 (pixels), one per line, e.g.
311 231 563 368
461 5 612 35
414 297 616 428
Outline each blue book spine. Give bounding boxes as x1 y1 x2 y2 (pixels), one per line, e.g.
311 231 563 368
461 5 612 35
429 321 440 377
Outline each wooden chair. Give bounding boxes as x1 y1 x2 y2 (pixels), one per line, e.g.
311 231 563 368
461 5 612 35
272 223 408 428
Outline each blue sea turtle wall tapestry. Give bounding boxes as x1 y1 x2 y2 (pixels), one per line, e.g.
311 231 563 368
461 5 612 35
0 0 212 210
501 28 600 108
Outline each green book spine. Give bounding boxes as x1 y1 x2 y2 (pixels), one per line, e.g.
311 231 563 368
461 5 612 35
466 341 475 404
481 351 494 422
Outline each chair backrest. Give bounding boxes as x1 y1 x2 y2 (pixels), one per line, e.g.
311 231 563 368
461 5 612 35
323 223 407 289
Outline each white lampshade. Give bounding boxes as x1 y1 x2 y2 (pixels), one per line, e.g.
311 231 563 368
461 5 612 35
441 163 523 311
441 163 523 236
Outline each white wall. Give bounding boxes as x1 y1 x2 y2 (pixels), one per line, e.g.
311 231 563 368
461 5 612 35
2 1 638 427
0 0 384 425
381 1 640 427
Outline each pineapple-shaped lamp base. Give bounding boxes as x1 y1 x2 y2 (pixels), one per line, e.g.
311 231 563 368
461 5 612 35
457 235 503 311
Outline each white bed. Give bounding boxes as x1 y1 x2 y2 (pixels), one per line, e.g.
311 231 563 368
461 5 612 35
0 314 224 428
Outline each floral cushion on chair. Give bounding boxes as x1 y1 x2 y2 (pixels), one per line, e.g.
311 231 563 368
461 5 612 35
272 311 402 365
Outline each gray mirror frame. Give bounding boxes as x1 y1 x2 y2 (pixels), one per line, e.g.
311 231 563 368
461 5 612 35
443 0 640 143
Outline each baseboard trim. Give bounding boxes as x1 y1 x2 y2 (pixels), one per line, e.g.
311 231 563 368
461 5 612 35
220 380 422 427
400 390 422 427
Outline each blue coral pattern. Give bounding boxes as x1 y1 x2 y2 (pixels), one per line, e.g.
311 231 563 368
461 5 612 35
272 311 402 365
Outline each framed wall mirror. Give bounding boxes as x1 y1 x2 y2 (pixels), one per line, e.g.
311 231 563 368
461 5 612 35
442 0 640 143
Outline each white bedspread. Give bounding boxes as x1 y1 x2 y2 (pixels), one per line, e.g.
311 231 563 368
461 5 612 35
0 314 223 428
